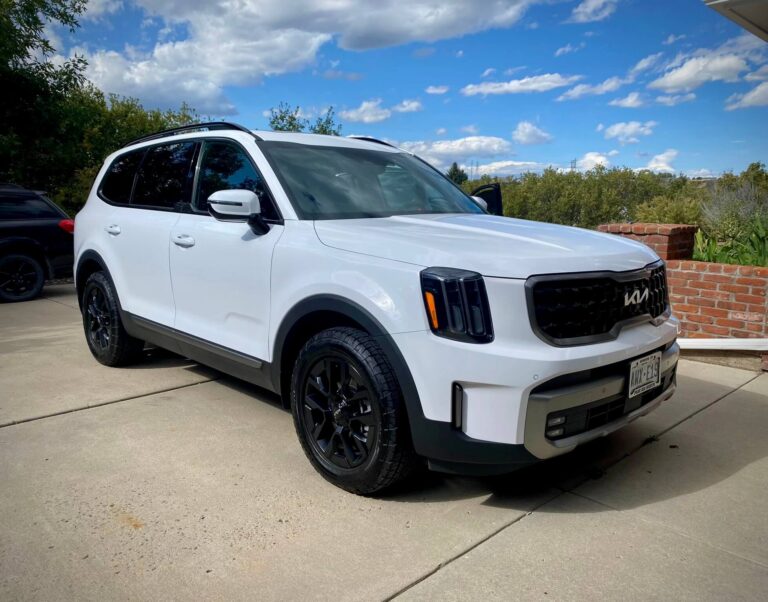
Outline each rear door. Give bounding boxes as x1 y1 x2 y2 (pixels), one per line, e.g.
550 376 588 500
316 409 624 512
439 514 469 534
169 139 283 360
97 141 197 326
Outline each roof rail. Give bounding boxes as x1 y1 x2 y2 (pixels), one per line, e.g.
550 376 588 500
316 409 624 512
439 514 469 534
347 135 397 148
123 121 261 148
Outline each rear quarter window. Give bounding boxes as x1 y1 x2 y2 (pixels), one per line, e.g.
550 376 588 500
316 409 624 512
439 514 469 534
0 195 61 220
100 149 145 205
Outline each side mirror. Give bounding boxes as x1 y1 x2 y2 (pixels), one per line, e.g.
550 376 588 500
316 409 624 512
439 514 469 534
208 189 270 235
471 196 488 212
469 183 503 216
207 189 260 219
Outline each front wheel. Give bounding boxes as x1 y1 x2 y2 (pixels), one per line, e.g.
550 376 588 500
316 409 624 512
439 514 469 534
290 327 416 495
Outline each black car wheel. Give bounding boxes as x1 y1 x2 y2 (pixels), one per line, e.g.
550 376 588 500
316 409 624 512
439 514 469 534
291 327 415 495
82 271 144 366
0 254 45 302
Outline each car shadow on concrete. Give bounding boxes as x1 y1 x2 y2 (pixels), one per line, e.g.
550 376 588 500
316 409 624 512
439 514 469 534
145 362 768 515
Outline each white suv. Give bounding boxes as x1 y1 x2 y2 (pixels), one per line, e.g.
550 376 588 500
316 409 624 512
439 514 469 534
75 122 679 494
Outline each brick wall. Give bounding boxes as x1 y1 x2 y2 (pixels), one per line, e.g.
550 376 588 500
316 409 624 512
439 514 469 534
666 261 768 339
597 223 698 261
598 223 768 347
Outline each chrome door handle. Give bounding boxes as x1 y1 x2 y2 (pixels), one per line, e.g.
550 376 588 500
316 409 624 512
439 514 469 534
172 234 196 248
105 224 121 235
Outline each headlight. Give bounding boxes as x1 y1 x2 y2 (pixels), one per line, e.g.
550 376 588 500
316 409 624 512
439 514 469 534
420 267 494 343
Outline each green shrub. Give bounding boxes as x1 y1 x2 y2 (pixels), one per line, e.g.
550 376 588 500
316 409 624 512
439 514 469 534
634 194 702 225
693 217 768 266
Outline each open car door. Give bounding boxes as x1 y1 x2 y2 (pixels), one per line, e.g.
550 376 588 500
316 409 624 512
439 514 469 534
470 182 503 216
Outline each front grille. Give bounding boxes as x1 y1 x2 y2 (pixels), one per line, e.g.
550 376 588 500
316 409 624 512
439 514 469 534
527 261 669 346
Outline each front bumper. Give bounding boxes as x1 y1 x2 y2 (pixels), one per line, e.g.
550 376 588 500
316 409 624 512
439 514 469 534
523 342 678 459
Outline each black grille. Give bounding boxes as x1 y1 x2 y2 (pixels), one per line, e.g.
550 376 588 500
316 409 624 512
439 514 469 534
527 261 669 346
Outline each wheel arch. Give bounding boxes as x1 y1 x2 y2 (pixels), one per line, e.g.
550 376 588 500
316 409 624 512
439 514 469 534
75 250 113 310
271 296 425 427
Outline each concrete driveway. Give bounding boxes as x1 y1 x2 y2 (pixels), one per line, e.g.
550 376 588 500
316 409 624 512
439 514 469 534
1 284 767 601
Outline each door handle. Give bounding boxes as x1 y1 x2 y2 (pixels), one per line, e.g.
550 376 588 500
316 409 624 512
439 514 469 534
172 234 196 248
105 224 121 236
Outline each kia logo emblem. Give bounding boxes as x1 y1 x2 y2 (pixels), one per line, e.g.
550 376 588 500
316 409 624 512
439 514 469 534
625 288 649 306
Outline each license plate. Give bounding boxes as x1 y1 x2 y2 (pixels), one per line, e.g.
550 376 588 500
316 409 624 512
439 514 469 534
628 352 662 398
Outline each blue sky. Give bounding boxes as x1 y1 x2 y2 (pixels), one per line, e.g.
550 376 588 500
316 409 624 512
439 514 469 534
53 0 768 177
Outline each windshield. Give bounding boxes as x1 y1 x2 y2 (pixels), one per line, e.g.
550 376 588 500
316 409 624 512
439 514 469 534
259 141 484 220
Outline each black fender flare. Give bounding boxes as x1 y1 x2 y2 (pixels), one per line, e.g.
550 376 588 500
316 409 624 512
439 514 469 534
270 294 427 426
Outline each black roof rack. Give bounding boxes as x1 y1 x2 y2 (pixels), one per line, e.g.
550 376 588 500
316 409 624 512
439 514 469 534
347 135 398 148
123 121 261 148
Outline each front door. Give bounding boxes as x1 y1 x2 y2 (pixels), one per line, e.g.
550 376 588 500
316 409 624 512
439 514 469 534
169 139 283 361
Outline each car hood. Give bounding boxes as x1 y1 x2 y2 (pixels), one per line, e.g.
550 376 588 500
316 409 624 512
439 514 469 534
313 213 658 278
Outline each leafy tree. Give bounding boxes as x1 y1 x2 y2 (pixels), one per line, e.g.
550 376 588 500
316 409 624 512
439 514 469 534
310 107 342 136
446 162 468 185
268 102 342 135
268 102 305 132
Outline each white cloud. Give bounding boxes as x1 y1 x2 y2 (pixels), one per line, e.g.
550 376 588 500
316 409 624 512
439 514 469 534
569 0 618 23
512 121 553 144
435 127 447 135
83 0 122 19
609 91 644 108
79 0 542 113
340 99 391 123
649 54 748 92
577 151 611 170
469 159 546 176
461 125 479 134
643 149 678 173
555 42 585 57
745 65 768 82
399 136 513 169
655 93 696 106
504 66 526 75
557 75 626 100
602 120 657 144
686 168 713 178
726 81 768 110
630 52 663 76
425 85 449 94
607 149 619 156
662 34 686 45
392 99 423 113
461 73 581 96
481 67 496 77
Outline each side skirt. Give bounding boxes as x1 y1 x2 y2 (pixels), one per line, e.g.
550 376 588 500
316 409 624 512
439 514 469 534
121 312 276 392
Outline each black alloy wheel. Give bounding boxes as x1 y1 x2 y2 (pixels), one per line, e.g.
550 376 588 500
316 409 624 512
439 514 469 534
85 285 111 352
301 353 378 469
0 254 44 302
291 327 415 495
81 271 144 366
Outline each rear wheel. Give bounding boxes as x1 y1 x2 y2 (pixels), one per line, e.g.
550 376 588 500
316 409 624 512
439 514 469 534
291 327 415 495
82 271 144 366
0 254 45 302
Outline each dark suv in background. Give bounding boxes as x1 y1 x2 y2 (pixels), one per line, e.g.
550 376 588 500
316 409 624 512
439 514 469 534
0 184 74 302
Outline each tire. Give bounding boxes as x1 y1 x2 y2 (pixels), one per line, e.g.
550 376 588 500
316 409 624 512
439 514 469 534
82 271 144 366
290 327 416 495
0 254 45 302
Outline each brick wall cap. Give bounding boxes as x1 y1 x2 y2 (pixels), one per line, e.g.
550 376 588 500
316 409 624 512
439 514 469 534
597 223 698 235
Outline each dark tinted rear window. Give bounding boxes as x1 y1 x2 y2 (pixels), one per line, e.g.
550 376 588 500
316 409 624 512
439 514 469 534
0 195 61 219
133 142 197 209
100 149 144 205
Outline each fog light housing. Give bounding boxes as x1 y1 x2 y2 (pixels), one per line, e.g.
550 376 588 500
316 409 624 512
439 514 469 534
547 416 566 427
546 427 564 438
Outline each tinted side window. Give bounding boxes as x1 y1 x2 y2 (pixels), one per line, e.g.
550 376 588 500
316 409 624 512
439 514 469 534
0 195 61 219
100 150 144 205
196 141 278 221
133 142 197 210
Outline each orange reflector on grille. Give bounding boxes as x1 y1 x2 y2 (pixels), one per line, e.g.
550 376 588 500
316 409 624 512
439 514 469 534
424 291 439 329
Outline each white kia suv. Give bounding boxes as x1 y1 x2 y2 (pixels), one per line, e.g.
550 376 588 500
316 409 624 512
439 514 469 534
74 122 679 494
